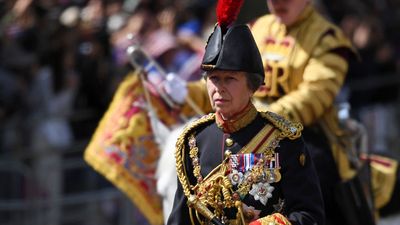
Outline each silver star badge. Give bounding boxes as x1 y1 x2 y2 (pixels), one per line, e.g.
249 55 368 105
249 182 274 205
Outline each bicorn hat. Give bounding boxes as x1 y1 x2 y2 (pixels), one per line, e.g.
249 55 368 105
201 0 264 82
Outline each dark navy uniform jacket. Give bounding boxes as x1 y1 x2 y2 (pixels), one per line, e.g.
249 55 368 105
167 113 325 225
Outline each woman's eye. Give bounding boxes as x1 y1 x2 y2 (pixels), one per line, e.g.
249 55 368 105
209 76 218 81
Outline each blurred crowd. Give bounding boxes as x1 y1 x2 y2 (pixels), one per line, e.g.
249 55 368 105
0 0 399 224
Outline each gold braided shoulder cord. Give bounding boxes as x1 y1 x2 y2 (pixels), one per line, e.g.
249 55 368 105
175 113 244 224
175 114 216 198
261 111 303 140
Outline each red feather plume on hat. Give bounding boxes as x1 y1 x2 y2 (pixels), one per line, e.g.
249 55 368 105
216 0 245 29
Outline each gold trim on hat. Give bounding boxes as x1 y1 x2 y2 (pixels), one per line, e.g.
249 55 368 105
201 64 216 70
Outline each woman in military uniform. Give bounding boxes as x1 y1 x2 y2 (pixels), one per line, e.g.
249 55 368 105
166 7 325 223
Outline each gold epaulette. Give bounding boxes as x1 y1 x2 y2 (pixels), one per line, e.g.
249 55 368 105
261 111 303 140
175 113 215 197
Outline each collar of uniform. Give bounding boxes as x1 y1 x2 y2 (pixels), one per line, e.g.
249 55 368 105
215 103 258 133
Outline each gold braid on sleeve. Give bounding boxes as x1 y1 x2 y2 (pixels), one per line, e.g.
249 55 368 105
261 111 303 140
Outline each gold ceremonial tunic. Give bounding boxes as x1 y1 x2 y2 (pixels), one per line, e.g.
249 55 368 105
250 5 353 127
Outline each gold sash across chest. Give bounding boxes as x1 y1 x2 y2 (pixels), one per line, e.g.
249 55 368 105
240 123 281 154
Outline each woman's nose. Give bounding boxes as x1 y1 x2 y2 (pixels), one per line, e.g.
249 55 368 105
214 82 225 92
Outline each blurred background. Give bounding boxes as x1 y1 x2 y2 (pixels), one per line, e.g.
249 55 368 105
0 0 399 225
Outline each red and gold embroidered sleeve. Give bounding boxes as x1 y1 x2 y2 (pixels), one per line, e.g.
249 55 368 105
249 213 292 225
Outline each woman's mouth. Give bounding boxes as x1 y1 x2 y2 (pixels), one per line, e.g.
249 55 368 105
214 99 227 104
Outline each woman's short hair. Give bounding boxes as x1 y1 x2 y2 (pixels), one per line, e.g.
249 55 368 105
246 72 264 92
